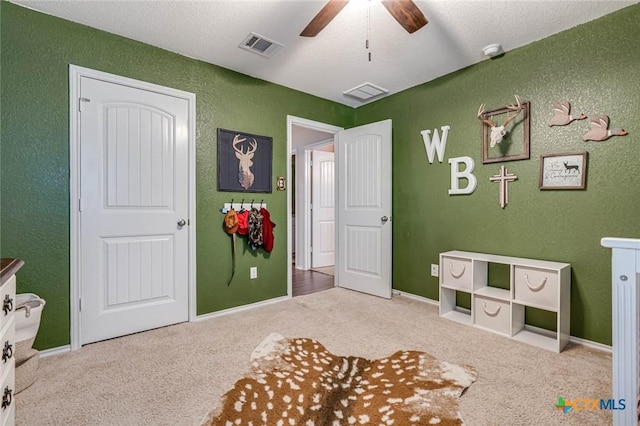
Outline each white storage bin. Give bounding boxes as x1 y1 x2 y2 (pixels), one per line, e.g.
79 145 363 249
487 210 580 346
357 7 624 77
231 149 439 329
15 293 45 363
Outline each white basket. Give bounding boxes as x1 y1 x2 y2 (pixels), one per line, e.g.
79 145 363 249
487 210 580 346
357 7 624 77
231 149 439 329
15 293 46 343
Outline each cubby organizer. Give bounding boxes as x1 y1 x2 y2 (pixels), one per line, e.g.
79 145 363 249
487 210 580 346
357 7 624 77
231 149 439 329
439 250 571 353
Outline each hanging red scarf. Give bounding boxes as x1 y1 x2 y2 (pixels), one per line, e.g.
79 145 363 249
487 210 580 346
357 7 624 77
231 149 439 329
260 207 276 253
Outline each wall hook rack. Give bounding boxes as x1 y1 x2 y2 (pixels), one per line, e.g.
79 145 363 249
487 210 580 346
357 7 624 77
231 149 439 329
222 201 266 212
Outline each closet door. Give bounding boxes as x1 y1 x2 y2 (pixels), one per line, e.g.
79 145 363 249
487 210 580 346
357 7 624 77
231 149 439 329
79 76 190 344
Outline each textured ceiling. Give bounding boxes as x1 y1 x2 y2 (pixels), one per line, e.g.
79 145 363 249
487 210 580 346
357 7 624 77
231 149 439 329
11 0 638 108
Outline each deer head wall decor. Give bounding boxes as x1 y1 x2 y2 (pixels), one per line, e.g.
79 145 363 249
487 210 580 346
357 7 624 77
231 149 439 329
232 134 258 190
478 95 525 147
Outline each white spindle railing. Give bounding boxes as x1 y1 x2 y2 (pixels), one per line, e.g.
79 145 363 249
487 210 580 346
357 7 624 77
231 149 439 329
601 237 640 426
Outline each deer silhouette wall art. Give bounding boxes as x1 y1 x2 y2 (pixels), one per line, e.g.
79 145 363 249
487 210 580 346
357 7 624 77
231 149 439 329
218 129 272 193
232 134 257 190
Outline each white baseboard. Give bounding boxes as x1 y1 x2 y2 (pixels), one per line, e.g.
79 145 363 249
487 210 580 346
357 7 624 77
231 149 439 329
39 292 613 355
567 334 612 353
36 297 290 355
393 289 612 353
393 289 438 306
195 295 291 322
39 345 71 358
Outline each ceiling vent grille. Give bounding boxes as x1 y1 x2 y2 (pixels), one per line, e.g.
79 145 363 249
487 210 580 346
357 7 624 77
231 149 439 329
343 82 389 102
239 32 283 58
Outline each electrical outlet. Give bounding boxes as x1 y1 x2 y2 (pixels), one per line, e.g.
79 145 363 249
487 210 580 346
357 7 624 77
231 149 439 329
250 267 258 279
430 264 439 277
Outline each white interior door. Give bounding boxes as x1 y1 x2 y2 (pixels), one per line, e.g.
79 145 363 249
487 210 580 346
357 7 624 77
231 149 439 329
312 150 335 268
336 119 392 299
79 76 190 345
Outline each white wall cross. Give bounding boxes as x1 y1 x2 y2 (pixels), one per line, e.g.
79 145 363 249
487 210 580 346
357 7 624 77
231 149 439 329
489 165 518 208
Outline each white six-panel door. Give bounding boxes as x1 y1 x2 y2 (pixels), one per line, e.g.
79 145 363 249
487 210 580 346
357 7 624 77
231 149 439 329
312 150 335 268
79 76 190 345
336 120 392 299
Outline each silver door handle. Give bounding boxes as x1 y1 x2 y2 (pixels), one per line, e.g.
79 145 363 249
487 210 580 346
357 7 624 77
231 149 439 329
381 216 389 224
177 219 186 227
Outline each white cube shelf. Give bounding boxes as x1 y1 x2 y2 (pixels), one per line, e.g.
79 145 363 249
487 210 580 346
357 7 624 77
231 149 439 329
439 250 571 353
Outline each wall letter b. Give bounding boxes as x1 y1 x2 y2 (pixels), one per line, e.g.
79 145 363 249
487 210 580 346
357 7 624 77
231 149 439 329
448 156 477 195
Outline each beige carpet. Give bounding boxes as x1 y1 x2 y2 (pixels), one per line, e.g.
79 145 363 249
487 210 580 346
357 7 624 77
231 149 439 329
16 288 612 425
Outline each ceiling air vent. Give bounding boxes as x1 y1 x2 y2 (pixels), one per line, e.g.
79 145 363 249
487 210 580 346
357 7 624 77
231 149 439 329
239 32 283 58
343 82 389 102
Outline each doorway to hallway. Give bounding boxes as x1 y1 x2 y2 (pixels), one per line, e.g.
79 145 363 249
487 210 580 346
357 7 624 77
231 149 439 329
288 116 341 297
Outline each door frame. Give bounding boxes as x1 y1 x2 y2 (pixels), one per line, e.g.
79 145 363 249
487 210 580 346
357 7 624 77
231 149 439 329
310 145 335 269
69 65 197 350
299 139 334 271
286 116 342 297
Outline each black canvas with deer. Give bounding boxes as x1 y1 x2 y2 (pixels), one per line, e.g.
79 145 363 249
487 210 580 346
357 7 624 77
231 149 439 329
217 128 273 193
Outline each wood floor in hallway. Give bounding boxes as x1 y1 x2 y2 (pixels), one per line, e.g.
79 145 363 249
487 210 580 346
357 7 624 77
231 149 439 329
292 267 334 296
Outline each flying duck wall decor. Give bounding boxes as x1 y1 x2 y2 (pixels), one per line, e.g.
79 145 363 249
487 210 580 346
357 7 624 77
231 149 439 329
582 115 628 141
547 101 587 127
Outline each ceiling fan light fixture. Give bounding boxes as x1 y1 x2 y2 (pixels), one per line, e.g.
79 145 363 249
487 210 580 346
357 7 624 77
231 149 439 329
301 0 427 37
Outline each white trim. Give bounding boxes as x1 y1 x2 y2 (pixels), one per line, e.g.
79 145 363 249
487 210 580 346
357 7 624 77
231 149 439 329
39 345 71 358
69 66 81 350
601 237 639 425
567 335 612 353
194 295 290 322
286 116 343 298
44 297 289 354
303 138 335 150
302 149 312 270
291 148 298 261
69 65 197 350
601 237 640 250
392 290 439 306
304 139 335 271
394 289 612 353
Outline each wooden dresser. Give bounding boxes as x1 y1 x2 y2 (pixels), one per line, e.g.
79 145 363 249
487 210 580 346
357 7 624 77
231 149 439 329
0 258 22 426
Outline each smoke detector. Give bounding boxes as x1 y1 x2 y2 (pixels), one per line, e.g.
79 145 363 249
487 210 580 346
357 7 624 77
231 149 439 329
482 44 503 58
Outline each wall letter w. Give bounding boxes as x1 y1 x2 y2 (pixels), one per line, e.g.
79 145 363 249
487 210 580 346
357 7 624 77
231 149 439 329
420 125 450 164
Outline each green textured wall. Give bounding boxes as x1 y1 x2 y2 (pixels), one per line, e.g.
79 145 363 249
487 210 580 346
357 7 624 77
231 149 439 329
0 2 353 349
2 2 638 350
355 5 640 345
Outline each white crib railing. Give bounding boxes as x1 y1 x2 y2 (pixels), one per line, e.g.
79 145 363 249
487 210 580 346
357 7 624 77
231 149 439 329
601 237 640 426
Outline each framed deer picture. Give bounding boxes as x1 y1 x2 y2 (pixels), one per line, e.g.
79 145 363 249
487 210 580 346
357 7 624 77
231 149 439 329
539 151 587 190
217 128 273 193
478 95 531 164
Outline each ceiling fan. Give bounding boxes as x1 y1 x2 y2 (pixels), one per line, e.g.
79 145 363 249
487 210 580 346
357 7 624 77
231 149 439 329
300 0 428 37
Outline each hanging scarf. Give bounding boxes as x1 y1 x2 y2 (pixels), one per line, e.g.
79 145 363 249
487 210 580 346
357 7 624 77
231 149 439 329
224 209 239 285
248 207 264 250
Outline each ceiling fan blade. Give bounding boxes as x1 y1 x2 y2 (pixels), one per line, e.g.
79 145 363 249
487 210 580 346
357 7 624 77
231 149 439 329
381 0 428 34
300 0 349 37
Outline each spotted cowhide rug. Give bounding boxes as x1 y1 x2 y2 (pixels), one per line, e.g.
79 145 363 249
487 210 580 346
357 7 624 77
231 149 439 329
203 333 477 425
